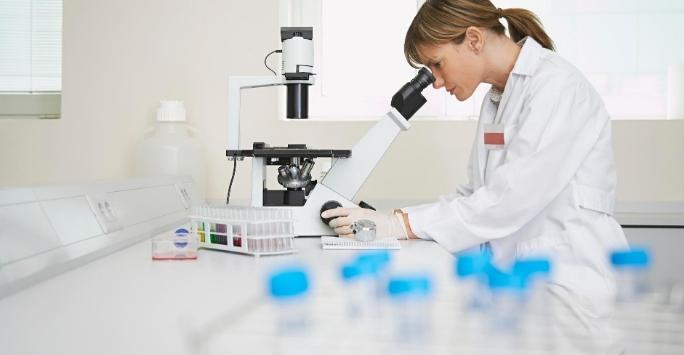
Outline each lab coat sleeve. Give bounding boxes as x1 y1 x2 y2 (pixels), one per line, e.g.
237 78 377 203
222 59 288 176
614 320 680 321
403 72 609 253
442 156 475 201
455 153 475 197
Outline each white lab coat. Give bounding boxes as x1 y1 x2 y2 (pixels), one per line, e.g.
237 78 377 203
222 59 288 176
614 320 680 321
404 38 628 352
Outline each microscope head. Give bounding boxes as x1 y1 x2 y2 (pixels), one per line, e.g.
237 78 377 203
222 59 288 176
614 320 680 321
281 27 314 119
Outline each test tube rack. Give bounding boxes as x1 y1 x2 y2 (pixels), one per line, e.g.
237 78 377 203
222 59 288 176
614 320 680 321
190 206 297 257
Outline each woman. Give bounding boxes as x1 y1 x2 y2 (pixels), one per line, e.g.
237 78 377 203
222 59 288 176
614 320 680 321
321 0 628 350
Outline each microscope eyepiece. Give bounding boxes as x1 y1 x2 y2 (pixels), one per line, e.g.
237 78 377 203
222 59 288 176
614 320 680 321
411 67 435 92
391 67 435 120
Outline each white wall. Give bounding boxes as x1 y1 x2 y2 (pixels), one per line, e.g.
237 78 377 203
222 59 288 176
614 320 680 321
0 0 682 204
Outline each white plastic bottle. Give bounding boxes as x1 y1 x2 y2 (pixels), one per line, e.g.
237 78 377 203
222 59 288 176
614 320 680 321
135 100 206 199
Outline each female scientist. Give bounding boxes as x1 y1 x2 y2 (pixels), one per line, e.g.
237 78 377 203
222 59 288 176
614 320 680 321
322 0 628 348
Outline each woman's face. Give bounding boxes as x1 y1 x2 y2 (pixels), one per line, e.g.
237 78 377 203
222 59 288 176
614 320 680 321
418 40 483 101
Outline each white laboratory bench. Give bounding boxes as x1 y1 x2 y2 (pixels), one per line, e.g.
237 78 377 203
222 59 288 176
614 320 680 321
2 180 683 355
0 233 456 355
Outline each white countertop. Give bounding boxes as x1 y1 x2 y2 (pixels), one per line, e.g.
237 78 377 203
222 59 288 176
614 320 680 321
0 229 457 355
4 227 684 355
3 183 681 354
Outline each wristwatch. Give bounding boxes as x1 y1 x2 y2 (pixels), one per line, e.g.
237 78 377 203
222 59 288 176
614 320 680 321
393 208 414 240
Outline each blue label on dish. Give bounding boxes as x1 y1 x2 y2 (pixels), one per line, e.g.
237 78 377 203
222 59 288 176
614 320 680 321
174 228 189 248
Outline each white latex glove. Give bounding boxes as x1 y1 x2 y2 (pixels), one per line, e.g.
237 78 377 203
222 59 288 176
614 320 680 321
321 208 407 239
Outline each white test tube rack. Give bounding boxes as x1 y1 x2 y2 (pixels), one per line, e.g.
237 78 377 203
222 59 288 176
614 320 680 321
191 206 297 257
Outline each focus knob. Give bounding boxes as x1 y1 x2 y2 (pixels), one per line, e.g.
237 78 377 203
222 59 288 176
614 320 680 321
320 200 342 225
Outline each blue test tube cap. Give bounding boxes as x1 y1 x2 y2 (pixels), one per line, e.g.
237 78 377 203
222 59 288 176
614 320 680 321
341 263 363 281
356 250 391 275
610 248 650 268
512 258 552 277
268 267 310 299
486 267 526 291
455 251 492 279
387 274 433 298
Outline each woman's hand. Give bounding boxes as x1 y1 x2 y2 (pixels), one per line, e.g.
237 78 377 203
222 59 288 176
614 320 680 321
321 208 408 239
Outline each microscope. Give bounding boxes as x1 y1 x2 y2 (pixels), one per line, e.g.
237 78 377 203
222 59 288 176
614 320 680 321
226 27 434 237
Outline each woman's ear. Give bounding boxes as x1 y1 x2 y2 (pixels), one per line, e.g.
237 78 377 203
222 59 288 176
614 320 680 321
464 26 484 54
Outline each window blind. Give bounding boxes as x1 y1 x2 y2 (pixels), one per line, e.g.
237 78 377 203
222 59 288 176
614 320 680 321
0 0 62 93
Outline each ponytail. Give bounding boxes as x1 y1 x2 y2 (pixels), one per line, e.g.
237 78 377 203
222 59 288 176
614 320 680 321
501 8 555 51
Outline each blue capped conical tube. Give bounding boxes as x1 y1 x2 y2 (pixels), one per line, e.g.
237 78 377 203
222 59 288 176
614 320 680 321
267 266 313 354
610 247 651 302
454 251 492 310
386 274 434 345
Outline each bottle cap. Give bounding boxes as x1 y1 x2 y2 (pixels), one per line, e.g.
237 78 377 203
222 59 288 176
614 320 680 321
157 100 186 122
387 275 432 298
455 251 492 278
486 267 526 291
341 263 362 281
512 258 552 277
268 267 309 299
610 248 650 268
355 250 391 275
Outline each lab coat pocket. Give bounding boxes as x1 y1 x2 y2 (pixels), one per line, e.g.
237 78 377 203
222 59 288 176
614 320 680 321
514 233 571 259
574 183 614 216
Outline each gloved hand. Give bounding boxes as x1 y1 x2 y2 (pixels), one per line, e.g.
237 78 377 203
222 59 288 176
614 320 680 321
321 208 408 240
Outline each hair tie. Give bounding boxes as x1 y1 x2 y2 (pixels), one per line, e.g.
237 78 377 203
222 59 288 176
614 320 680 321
497 8 504 18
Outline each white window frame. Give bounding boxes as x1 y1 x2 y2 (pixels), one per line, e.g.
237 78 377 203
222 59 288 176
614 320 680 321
280 0 683 121
278 0 469 122
0 93 60 119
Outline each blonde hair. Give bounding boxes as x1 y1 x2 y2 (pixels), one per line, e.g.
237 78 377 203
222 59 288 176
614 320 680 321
404 0 555 68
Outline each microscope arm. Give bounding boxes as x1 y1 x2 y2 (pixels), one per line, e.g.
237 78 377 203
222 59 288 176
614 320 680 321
291 67 434 237
319 67 435 202
320 108 410 200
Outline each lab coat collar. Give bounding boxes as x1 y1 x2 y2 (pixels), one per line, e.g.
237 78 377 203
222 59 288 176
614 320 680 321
510 37 543 76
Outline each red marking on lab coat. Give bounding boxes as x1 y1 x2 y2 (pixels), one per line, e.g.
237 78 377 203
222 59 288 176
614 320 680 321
484 132 505 145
